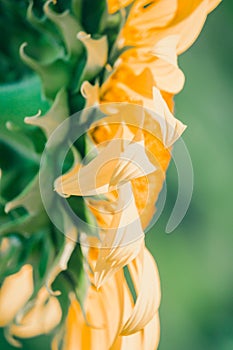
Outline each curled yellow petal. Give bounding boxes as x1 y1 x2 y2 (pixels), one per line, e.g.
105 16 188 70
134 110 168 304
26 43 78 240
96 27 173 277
94 183 145 288
55 123 156 197
10 287 62 338
0 265 33 327
121 247 161 335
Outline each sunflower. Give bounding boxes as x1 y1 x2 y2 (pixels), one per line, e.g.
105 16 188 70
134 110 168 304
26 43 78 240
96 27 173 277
0 1 221 349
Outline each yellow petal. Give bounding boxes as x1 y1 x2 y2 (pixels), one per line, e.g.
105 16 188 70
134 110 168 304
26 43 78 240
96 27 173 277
111 84 186 147
117 332 144 350
0 265 33 327
142 312 160 350
117 36 185 94
208 0 222 13
94 183 145 287
151 87 187 147
150 35 185 93
11 287 62 338
155 0 211 54
121 0 177 43
87 92 183 229
110 136 157 187
121 247 161 335
120 0 219 54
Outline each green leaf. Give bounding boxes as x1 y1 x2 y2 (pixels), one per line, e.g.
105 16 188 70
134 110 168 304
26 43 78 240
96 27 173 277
0 127 40 164
0 75 50 129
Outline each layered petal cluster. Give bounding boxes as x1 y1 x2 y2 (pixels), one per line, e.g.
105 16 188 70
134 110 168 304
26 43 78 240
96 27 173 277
102 0 221 108
53 1 221 348
55 88 186 347
53 245 161 350
107 0 221 51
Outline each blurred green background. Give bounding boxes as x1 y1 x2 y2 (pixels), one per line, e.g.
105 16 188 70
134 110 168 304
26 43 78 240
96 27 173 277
147 1 233 349
0 1 232 349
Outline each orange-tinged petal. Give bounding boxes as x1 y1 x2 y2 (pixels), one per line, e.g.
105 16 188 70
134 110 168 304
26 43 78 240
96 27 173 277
0 265 33 327
63 297 94 350
109 85 186 147
120 0 220 54
63 270 125 350
121 0 178 43
116 35 184 94
107 0 134 14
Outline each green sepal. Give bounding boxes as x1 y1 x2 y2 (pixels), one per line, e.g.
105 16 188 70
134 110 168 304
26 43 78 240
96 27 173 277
0 230 54 288
27 1 63 45
44 0 83 57
20 43 71 100
75 32 108 91
0 175 48 236
65 244 88 309
24 88 70 140
5 174 42 216
0 234 26 283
